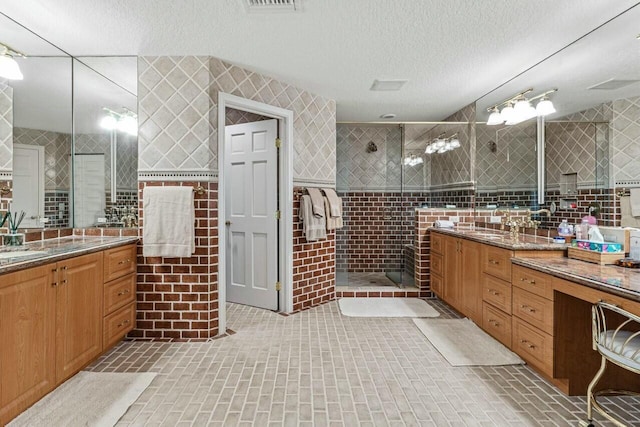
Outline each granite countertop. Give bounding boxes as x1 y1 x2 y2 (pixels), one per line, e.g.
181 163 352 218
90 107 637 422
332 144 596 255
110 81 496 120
0 236 139 275
430 227 567 251
512 257 640 302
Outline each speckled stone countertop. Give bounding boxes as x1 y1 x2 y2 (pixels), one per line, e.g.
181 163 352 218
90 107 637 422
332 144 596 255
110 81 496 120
430 227 568 251
512 257 640 302
0 236 138 275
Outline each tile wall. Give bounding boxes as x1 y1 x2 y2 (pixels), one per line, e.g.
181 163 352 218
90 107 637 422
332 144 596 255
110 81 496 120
0 84 12 175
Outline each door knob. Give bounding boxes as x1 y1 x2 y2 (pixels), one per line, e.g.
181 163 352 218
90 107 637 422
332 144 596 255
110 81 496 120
225 221 232 226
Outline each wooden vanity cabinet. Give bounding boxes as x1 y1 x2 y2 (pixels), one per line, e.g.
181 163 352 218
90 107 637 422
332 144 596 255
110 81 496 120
0 243 137 425
431 232 481 324
55 252 104 383
0 264 57 425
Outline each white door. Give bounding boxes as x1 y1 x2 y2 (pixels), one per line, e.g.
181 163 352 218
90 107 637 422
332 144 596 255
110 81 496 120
13 144 44 228
225 119 278 310
74 154 105 228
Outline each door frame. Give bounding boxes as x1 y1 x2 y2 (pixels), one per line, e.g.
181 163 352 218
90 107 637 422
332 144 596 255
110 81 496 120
13 144 45 228
217 92 294 334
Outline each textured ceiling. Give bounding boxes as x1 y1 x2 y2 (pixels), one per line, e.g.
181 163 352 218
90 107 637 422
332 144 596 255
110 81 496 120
1 0 640 122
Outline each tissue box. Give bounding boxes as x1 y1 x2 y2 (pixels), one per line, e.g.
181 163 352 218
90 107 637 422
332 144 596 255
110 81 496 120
568 239 624 265
571 240 624 253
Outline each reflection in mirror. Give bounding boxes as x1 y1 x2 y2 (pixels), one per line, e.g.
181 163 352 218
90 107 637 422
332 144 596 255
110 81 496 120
474 5 640 229
0 13 73 229
73 58 137 228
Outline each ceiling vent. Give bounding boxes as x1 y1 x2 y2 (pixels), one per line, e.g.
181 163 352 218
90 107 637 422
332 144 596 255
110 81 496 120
245 0 299 12
370 79 408 91
588 78 640 90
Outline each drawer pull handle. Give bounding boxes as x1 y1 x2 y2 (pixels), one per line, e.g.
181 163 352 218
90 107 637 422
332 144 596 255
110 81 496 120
488 259 499 265
117 289 131 296
520 304 536 313
520 277 528 281
489 319 500 327
529 280 536 285
520 339 536 349
117 319 131 328
488 289 500 296
52 282 58 287
117 258 131 265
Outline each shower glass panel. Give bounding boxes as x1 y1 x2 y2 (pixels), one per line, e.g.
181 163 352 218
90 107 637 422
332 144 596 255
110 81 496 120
335 124 409 289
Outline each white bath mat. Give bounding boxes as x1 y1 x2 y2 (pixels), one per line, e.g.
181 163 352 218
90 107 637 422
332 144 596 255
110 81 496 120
338 297 440 317
413 318 524 366
9 371 157 427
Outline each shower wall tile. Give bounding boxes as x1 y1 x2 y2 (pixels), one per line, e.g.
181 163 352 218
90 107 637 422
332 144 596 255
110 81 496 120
209 57 336 184
116 133 138 191
75 133 112 190
0 84 12 174
545 121 597 187
13 128 71 190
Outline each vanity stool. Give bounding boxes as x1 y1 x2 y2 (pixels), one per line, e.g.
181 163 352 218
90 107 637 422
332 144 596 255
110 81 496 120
582 301 640 427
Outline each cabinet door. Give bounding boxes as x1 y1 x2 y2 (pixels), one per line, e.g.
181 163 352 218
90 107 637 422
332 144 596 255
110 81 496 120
0 264 57 425
443 236 460 310
56 252 103 383
460 239 482 324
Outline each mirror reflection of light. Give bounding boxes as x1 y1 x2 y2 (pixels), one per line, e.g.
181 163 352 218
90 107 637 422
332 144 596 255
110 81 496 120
99 107 138 135
100 114 117 130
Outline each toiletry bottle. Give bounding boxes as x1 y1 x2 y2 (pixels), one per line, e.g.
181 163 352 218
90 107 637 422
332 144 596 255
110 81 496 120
576 219 590 241
558 219 571 236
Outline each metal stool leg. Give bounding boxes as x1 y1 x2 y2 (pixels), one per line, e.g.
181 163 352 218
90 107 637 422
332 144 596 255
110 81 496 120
586 356 607 426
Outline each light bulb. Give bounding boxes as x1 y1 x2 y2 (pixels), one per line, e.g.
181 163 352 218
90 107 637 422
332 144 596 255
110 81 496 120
450 138 460 148
500 104 515 123
100 115 117 130
536 98 556 116
118 115 138 135
434 139 445 149
487 109 503 125
0 55 23 80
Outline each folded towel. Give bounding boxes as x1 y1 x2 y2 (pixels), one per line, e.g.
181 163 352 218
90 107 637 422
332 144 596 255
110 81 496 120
631 189 640 217
324 197 343 230
621 197 640 228
306 188 325 218
143 186 195 258
300 195 326 241
322 188 342 218
434 220 455 228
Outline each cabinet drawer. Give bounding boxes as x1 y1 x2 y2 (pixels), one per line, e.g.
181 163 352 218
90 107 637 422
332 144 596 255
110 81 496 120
482 302 512 348
104 273 136 316
431 232 444 254
103 303 135 350
512 317 553 377
482 246 512 281
431 253 443 276
512 287 554 335
512 265 554 300
431 274 443 297
482 274 512 314
104 244 136 282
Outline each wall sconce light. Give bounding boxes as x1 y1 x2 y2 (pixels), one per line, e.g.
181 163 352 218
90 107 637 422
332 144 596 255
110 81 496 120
100 107 138 136
0 42 26 80
424 133 461 155
486 88 558 126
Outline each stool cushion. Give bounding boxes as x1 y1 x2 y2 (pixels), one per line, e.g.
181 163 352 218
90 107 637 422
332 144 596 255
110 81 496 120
597 330 640 371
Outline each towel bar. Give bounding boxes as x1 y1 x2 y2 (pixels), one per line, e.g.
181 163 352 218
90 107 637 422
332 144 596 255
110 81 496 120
193 185 206 195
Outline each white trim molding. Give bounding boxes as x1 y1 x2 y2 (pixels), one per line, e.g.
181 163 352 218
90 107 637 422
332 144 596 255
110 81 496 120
217 92 294 335
138 170 219 181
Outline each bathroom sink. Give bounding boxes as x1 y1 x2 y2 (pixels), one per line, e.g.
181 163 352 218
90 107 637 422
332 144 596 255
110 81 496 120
0 250 47 260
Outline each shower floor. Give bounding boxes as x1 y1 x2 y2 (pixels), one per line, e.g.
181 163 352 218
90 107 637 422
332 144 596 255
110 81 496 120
336 271 416 289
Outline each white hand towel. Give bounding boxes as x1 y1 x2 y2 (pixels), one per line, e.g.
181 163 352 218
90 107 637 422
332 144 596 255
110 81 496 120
322 188 342 218
621 197 640 228
630 188 640 217
324 197 343 230
300 195 326 241
143 186 195 258
434 220 455 228
306 188 325 218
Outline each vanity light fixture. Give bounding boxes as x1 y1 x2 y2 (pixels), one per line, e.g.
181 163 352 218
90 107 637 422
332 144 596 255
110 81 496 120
100 107 138 136
0 42 25 80
403 154 424 166
486 88 558 125
424 133 460 155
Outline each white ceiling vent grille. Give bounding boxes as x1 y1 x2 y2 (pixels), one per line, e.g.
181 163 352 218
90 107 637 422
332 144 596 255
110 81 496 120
588 78 640 90
245 0 300 12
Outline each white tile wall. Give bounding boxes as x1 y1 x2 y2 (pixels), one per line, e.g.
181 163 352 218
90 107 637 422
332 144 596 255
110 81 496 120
612 96 640 186
14 127 71 190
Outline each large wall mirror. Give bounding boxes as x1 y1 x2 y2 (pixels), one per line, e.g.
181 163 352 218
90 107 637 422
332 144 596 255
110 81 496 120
474 4 640 228
0 13 138 230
